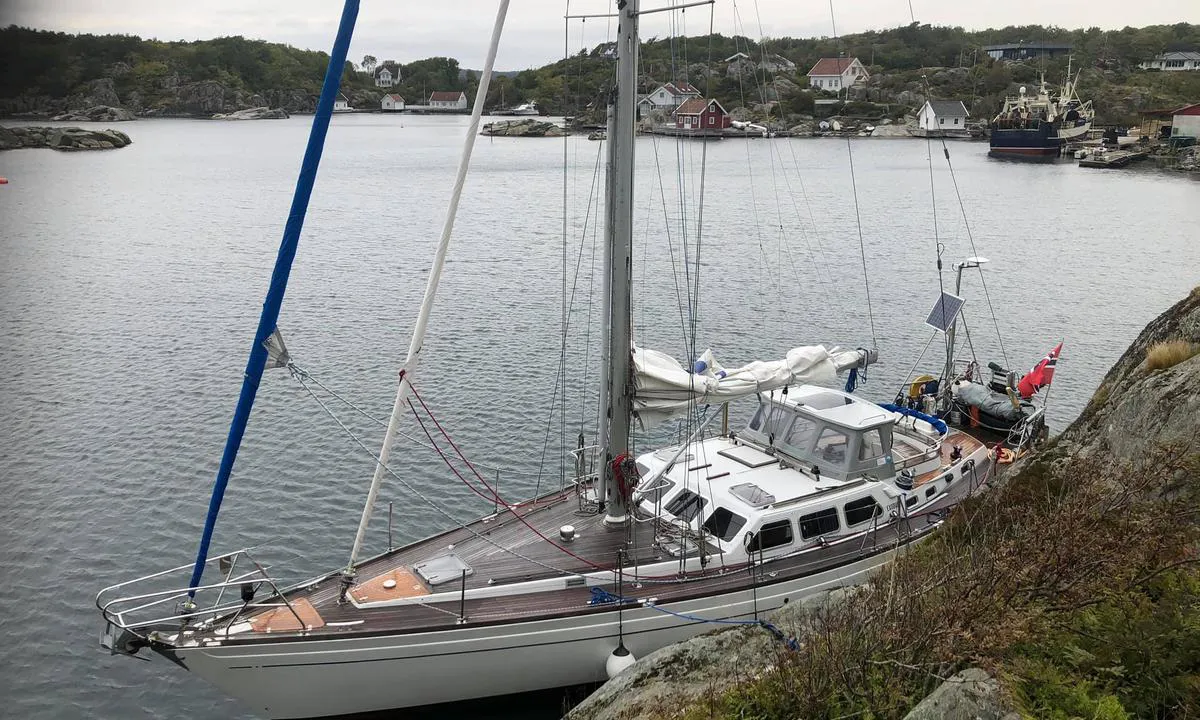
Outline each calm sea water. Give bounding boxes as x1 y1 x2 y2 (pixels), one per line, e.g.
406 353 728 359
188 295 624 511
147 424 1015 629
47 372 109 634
1 113 1197 719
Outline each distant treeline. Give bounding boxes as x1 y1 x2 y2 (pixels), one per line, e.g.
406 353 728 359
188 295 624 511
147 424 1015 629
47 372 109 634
2 22 1199 122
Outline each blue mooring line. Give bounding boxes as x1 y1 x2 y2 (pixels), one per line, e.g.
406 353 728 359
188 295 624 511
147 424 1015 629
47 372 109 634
186 0 361 596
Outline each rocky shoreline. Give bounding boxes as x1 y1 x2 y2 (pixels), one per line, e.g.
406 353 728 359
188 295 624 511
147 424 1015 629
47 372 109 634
567 289 1200 720
0 125 132 151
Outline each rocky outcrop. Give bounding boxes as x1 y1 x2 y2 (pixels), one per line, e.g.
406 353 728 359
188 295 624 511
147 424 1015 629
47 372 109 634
173 80 229 115
66 78 121 110
52 105 136 122
901 668 1019 720
870 115 918 137
1059 288 1200 461
0 126 132 151
480 119 566 137
567 590 852 720
212 107 289 120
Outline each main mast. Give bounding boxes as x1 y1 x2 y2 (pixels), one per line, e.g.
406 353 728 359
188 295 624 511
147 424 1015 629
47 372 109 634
598 0 639 524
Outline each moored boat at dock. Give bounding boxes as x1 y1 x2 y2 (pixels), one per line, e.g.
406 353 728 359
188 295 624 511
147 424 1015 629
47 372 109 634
988 65 1093 160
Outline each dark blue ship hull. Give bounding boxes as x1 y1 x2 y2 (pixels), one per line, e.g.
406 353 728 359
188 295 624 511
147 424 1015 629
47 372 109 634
988 120 1063 159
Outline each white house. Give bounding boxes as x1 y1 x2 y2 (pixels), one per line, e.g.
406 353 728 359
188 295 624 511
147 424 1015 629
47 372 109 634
916 100 970 136
381 94 405 112
374 65 401 88
429 91 468 110
1139 51 1200 71
636 81 701 118
333 93 351 112
806 57 869 91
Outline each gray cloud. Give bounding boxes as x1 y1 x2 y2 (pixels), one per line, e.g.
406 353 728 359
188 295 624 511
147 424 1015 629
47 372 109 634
4 0 1198 69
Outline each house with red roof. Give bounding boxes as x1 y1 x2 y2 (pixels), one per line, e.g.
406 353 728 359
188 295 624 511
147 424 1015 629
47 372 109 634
806 57 869 92
637 82 702 118
429 91 468 110
673 97 731 131
381 94 406 112
1171 102 1200 140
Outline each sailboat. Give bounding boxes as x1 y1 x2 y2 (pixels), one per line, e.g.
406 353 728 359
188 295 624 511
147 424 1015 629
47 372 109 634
96 2 996 718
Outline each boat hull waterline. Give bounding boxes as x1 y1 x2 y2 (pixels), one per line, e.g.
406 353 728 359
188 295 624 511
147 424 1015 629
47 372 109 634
161 550 900 719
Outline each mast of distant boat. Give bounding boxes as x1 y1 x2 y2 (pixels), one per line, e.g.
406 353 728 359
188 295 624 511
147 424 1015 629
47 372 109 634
597 0 639 525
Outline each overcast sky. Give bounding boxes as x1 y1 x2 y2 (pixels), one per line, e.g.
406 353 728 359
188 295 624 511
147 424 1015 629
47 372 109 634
4 0 1198 69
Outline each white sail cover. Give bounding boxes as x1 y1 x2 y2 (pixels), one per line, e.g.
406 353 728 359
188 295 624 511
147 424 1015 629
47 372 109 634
633 344 874 427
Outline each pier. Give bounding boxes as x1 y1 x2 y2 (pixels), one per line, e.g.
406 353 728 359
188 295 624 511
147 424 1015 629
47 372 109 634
1077 147 1151 169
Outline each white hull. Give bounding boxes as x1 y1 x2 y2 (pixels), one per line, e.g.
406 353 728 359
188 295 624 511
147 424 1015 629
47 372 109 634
1057 120 1092 141
172 549 897 718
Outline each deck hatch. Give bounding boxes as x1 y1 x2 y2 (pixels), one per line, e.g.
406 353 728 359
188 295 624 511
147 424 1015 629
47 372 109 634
718 445 778 469
729 482 776 507
413 554 473 586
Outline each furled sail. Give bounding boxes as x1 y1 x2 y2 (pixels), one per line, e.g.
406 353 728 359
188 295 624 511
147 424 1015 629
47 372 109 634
632 344 877 426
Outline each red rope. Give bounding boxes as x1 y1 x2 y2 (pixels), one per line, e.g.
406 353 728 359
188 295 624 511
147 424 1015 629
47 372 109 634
405 382 610 571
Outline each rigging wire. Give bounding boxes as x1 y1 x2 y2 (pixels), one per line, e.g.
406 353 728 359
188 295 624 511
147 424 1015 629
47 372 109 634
290 369 586 579
825 0 879 349
921 75 1010 369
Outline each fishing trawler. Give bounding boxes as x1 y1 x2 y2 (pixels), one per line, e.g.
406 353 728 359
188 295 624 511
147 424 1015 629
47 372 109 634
96 2 1001 717
988 63 1093 159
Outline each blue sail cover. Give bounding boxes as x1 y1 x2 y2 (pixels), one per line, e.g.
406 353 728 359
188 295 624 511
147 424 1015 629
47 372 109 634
187 0 361 595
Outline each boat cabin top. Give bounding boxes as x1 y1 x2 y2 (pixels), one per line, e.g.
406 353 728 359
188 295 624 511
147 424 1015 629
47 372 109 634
741 385 898 482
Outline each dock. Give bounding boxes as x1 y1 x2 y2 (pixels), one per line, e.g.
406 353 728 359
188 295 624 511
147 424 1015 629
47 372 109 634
1078 148 1151 169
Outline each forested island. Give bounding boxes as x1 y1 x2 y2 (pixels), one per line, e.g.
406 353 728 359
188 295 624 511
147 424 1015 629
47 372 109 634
2 22 1199 126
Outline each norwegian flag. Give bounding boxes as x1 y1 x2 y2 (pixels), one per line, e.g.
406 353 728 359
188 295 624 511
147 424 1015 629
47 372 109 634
1017 342 1063 399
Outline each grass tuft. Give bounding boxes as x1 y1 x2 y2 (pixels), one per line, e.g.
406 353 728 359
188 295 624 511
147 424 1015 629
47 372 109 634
1144 340 1200 371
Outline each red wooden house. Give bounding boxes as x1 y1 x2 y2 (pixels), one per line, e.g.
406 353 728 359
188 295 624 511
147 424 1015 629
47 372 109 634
673 98 732 131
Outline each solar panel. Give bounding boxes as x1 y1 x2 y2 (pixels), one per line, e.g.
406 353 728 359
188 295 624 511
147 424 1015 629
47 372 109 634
925 292 965 333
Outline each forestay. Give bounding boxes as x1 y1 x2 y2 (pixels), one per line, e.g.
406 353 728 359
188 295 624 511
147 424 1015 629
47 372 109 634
632 344 875 426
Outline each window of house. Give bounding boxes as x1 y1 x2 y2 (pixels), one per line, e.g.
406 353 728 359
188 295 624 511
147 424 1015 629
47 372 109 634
703 507 748 542
799 507 840 539
708 116 715 126
844 496 881 526
939 117 945 125
747 519 793 551
665 489 706 521
815 427 849 464
954 117 960 125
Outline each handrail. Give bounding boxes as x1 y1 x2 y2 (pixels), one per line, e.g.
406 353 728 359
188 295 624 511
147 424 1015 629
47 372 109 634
98 548 318 641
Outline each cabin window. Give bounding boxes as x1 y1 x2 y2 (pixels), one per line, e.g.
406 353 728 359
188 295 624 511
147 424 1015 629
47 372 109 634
665 489 706 522
905 495 918 508
799 508 840 539
784 416 819 450
925 486 938 499
858 429 886 462
702 506 748 542
844 496 881 526
815 428 849 464
748 519 794 551
639 475 675 505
